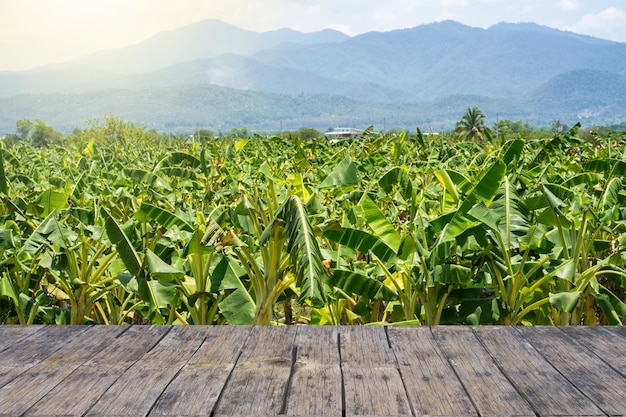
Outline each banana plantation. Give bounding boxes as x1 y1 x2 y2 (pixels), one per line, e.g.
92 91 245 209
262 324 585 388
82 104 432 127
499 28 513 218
1 118 626 326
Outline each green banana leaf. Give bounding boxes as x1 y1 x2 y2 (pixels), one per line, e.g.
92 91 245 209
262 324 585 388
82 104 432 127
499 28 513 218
500 138 524 165
324 227 397 263
124 168 172 191
277 195 328 305
378 167 414 203
439 159 506 241
357 195 402 252
139 203 193 232
102 207 160 316
218 282 255 325
144 249 184 283
320 156 359 188
549 291 581 313
329 269 398 301
0 148 7 195
35 189 69 218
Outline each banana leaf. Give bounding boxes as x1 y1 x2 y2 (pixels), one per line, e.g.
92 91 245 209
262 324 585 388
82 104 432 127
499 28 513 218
357 195 402 252
320 156 359 188
329 269 398 301
439 159 506 241
139 203 193 232
276 195 327 305
0 148 7 195
324 227 397 263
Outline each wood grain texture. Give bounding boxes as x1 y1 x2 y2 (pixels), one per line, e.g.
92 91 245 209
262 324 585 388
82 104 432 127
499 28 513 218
609 326 626 338
560 326 626 376
213 325 297 417
473 326 605 417
431 326 535 417
341 326 411 417
0 326 88 390
282 326 342 416
518 326 626 416
0 325 624 417
24 325 169 417
388 326 476 417
84 326 205 417
0 325 41 352
149 326 251 416
0 326 123 416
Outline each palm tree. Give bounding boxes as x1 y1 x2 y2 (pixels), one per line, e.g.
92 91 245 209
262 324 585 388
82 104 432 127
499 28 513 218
455 107 487 142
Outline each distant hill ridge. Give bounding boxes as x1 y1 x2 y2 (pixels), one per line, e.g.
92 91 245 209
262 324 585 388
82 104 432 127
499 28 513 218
1 19 625 132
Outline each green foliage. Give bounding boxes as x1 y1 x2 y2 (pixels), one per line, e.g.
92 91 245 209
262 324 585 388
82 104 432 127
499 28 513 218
1 118 626 326
455 107 489 142
298 127 322 141
9 119 62 147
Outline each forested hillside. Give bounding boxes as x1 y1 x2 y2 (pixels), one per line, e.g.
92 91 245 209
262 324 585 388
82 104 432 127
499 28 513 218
1 20 625 132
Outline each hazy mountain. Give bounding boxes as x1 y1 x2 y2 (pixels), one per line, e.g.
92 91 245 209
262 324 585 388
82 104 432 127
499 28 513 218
251 20 626 100
0 65 119 97
1 19 626 132
69 19 348 74
0 19 348 97
523 69 626 123
122 54 412 102
2 69 626 133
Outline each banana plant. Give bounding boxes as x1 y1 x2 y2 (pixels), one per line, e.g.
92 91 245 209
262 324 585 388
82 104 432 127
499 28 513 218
0 212 59 324
44 220 119 324
101 207 176 324
232 190 328 324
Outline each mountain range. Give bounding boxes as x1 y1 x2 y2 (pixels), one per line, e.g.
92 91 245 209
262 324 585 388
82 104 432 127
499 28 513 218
1 19 626 133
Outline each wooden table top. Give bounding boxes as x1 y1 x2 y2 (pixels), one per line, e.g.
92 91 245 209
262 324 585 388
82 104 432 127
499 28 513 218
0 325 624 416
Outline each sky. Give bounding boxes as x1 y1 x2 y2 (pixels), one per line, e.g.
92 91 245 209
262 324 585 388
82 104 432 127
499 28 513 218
1 0 625 72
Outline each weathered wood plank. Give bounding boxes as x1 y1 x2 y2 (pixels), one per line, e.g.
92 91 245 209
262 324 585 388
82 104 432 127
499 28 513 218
606 325 626 339
431 326 535 417
388 326 475 417
0 325 622 417
473 326 605 417
149 326 251 416
0 326 88 389
341 326 411 417
212 326 297 417
83 326 205 417
281 326 342 416
0 326 125 417
0 326 84 366
560 326 626 376
519 326 626 416
22 325 168 417
0 325 42 352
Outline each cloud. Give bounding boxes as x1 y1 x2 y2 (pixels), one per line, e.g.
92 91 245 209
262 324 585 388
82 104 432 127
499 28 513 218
564 7 626 41
557 0 579 11
439 0 469 6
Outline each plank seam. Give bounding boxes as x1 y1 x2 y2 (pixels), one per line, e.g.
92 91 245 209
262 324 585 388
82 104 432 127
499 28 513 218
144 325 174 354
0 327 40 353
82 326 174 417
470 327 542 417
385 326 416 417
279 345 298 415
558 326 626 380
145 332 210 417
18 326 128 417
429 327 484 417
0 326 92 392
209 328 253 417
517 327 611 417
337 328 347 417
114 324 133 339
